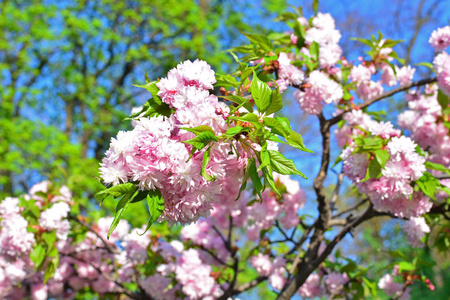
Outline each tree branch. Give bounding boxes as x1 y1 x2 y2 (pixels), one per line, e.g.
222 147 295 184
329 77 437 125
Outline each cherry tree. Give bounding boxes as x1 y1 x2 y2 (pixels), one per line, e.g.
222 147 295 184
1 5 450 300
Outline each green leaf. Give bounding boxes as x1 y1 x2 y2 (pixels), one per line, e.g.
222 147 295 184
415 62 435 72
258 147 271 172
363 158 382 181
398 261 415 272
416 172 438 200
251 71 272 114
96 182 137 198
44 255 59 284
265 88 283 115
438 89 449 111
425 161 450 175
183 131 218 150
41 231 57 247
263 117 290 138
312 0 319 15
287 130 313 153
108 190 137 239
275 12 298 22
231 113 261 127
130 190 151 203
309 41 319 61
236 161 251 201
140 188 165 234
268 150 307 179
248 159 263 202
293 21 306 48
222 95 253 112
350 37 374 48
142 97 174 118
373 149 390 168
215 73 239 88
181 125 215 136
30 244 46 269
262 165 281 196
133 81 162 104
201 145 216 181
242 32 274 52
225 126 249 138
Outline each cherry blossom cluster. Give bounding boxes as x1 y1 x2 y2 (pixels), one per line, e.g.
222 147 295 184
377 266 412 300
429 25 450 96
0 181 72 299
289 13 345 114
298 271 350 298
100 59 248 225
337 110 432 217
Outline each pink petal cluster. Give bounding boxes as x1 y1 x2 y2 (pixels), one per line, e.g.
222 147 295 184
294 70 343 114
395 65 415 85
340 113 432 219
378 273 411 300
434 51 450 96
298 273 325 298
174 249 223 299
403 217 430 247
325 272 349 294
429 26 450 52
305 13 343 68
249 253 273 276
39 201 71 240
100 59 248 225
278 52 305 86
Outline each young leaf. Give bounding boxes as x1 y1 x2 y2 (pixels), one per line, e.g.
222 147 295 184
242 32 274 52
287 130 313 153
183 131 218 150
258 146 271 171
262 165 281 196
201 145 216 181
142 97 174 118
107 190 137 239
96 182 137 198
251 71 272 114
30 244 46 269
265 88 283 115
268 150 307 179
263 117 290 138
438 89 449 111
225 126 249 138
215 73 239 88
140 188 165 235
309 41 320 61
133 81 162 104
231 113 261 127
236 161 251 201
312 0 319 15
293 21 306 48
222 95 253 112
248 159 263 202
373 149 390 168
425 161 450 175
181 125 215 136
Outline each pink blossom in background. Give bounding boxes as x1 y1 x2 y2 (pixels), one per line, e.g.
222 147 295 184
294 70 343 114
403 217 430 247
429 26 450 52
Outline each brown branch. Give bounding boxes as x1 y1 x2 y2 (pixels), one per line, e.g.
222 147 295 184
68 214 120 255
329 77 437 125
